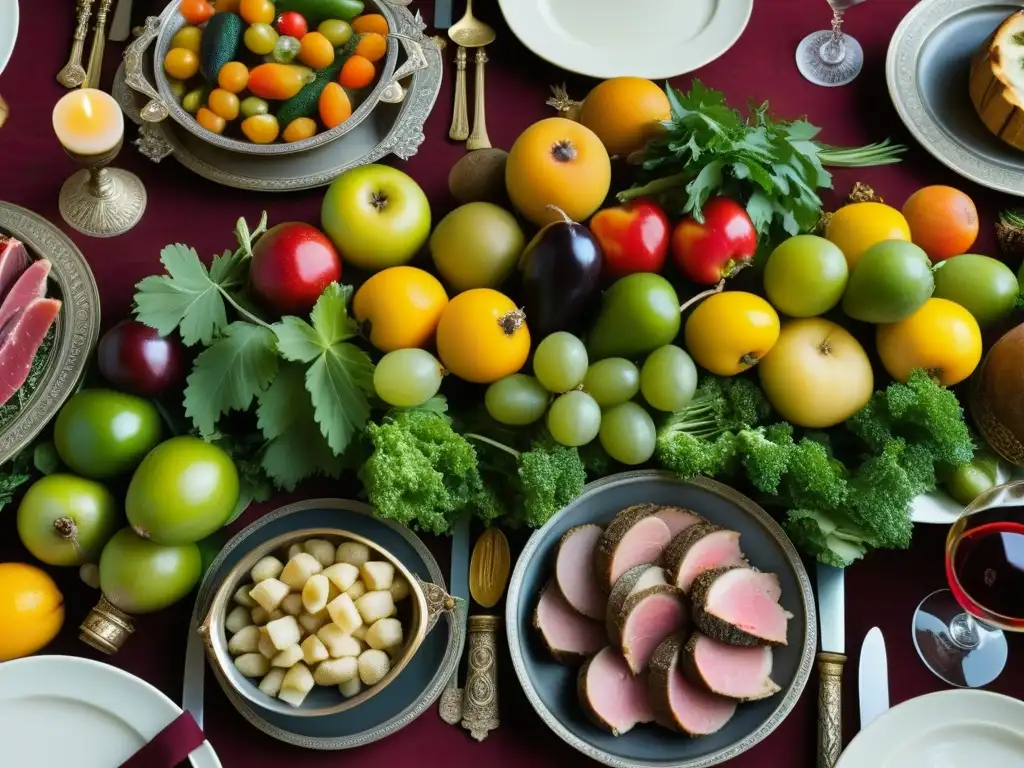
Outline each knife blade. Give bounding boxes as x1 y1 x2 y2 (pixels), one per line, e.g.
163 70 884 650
109 0 133 41
816 563 846 768
434 0 454 30
182 600 206 730
439 513 470 724
858 627 889 730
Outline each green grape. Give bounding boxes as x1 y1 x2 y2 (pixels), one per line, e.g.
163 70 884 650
485 374 549 426
533 332 589 393
599 402 656 465
583 358 640 407
546 391 601 447
374 349 444 408
640 345 698 412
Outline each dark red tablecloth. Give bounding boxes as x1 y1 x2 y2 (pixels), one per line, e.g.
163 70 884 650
1 0 1021 766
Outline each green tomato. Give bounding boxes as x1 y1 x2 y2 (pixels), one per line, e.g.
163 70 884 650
244 23 279 55
318 19 353 46
182 87 205 114
944 451 1000 506
17 474 119 566
54 389 162 479
167 78 187 100
126 436 239 545
763 235 848 318
239 95 269 118
99 528 202 614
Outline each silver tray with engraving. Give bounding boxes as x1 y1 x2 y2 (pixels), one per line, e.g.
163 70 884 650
0 203 101 463
112 7 442 192
887 0 1024 196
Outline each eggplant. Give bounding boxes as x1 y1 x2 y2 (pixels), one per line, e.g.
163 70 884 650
518 206 604 337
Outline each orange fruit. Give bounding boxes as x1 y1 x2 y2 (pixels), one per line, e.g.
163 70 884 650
876 298 982 386
319 82 352 129
355 32 387 63
505 117 611 227
339 55 375 89
435 289 531 384
684 292 780 376
825 202 911 269
902 185 979 263
353 266 449 352
352 14 389 35
579 77 671 157
298 31 335 70
0 563 64 661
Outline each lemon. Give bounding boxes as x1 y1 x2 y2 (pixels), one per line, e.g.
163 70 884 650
0 563 64 661
825 202 911 269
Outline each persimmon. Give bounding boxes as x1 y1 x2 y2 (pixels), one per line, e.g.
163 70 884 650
435 289 530 383
902 185 979 263
579 77 670 156
876 298 982 386
353 267 448 352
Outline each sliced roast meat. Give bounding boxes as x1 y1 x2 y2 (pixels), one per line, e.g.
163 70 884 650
0 297 61 407
681 632 781 701
595 504 672 590
605 564 668 642
0 237 30 301
577 647 654 736
534 580 606 665
690 567 792 647
555 524 606 620
0 258 50 332
648 635 737 736
663 523 747 594
654 506 704 537
612 584 688 674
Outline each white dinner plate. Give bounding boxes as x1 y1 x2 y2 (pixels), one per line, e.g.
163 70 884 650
0 0 17 76
0 655 221 768
838 690 1024 768
911 462 1024 525
497 0 753 80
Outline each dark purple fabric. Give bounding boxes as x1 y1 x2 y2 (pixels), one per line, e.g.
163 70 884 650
119 711 206 768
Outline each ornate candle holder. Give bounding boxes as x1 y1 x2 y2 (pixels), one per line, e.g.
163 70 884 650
58 138 147 238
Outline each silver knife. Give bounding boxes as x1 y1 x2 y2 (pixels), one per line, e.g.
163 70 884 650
858 627 889 730
816 564 846 768
434 0 454 30
439 514 470 724
182 598 206 730
109 0 133 41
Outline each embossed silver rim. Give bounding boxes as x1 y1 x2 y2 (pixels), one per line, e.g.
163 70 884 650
193 498 465 750
506 471 817 768
886 0 1024 197
0 203 101 463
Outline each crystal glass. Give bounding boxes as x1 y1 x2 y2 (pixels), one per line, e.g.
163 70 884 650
912 481 1024 687
796 0 869 87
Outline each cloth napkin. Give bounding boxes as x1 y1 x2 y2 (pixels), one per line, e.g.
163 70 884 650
118 711 206 768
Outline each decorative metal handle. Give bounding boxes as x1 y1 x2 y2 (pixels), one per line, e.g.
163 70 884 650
123 16 170 123
816 651 845 768
415 577 459 634
439 596 468 725
449 46 469 141
466 47 490 150
379 33 430 104
85 0 114 89
57 0 94 88
460 615 500 741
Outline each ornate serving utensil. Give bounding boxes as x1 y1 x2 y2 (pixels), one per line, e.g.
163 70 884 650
57 0 95 88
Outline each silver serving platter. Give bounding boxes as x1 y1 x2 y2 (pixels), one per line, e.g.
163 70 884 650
0 203 101 463
507 471 816 768
112 8 441 191
887 0 1024 196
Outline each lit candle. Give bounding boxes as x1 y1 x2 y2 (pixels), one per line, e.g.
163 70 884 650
52 88 124 156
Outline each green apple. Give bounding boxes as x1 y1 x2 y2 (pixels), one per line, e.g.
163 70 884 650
321 164 431 272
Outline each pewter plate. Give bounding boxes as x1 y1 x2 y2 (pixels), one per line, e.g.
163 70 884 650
887 0 1024 196
195 498 465 750
506 471 816 768
0 203 101 463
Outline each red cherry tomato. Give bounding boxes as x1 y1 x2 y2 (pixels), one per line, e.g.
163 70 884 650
589 199 670 278
275 11 308 39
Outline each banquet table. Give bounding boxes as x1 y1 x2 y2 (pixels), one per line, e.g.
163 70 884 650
1 0 1022 765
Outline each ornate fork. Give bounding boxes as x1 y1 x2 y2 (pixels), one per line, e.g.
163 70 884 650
57 0 95 89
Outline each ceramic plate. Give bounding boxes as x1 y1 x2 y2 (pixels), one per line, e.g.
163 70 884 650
506 471 816 768
0 0 17 76
498 0 752 80
837 690 1024 767
196 498 464 750
0 656 220 768
887 0 1024 196
911 461 1024 524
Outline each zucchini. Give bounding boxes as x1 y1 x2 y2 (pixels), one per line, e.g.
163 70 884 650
275 0 365 25
199 12 245 83
275 37 361 128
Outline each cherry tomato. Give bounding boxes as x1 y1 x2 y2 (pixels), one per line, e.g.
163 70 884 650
318 19 352 46
298 31 334 69
239 0 275 25
208 88 240 121
244 22 279 55
217 61 249 93
196 107 227 135
276 11 308 39
179 0 215 25
339 55 374 89
170 25 202 53
164 48 200 80
283 117 317 143
241 114 280 144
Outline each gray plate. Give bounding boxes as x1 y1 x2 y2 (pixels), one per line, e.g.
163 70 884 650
887 0 1024 196
196 498 465 749
506 471 816 768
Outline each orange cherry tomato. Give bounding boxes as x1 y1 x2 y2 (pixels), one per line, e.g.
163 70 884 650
180 0 215 25
435 289 531 384
217 61 249 93
239 0 275 25
351 14 388 35
318 82 352 129
196 107 227 134
241 114 280 143
354 33 387 63
247 63 312 100
283 117 317 142
338 55 375 89
215 0 241 10
208 88 240 121
684 291 781 376
298 31 335 70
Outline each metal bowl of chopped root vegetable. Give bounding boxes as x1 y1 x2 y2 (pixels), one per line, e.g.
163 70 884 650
200 526 458 718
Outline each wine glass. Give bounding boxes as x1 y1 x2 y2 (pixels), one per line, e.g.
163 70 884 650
911 481 1024 688
796 0 869 87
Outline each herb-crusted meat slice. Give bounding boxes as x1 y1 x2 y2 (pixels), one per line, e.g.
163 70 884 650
555 524 606 620
533 580 605 665
612 584 688 674
605 564 668 642
594 504 672 590
647 635 737 736
577 647 654 736
690 566 791 647
662 523 747 593
680 631 781 701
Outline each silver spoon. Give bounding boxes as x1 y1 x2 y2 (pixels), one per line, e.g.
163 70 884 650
448 0 496 147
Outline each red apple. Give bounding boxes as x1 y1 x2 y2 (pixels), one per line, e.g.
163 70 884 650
671 197 758 285
249 222 342 315
589 199 669 278
98 319 184 396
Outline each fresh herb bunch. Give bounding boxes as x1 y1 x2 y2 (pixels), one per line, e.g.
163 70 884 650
619 80 906 240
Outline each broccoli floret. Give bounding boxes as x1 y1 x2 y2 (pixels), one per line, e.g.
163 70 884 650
846 439 917 549
719 376 773 429
884 369 974 468
579 441 614 478
778 438 848 512
845 392 893 453
784 508 871 567
737 423 794 494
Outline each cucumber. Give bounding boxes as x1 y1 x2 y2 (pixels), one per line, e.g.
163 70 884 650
199 12 245 84
275 36 361 128
275 0 365 25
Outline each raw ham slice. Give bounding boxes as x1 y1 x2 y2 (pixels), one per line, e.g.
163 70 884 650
662 523 747 593
0 259 50 332
0 237 30 301
0 297 61 407
595 504 673 590
605 564 668 642
654 506 704 537
690 567 792 647
681 632 781 701
577 647 654 736
533 580 605 665
611 584 688 674
555 524 605 620
648 635 737 736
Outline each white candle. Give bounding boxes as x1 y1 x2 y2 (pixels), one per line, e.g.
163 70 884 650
52 88 124 156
